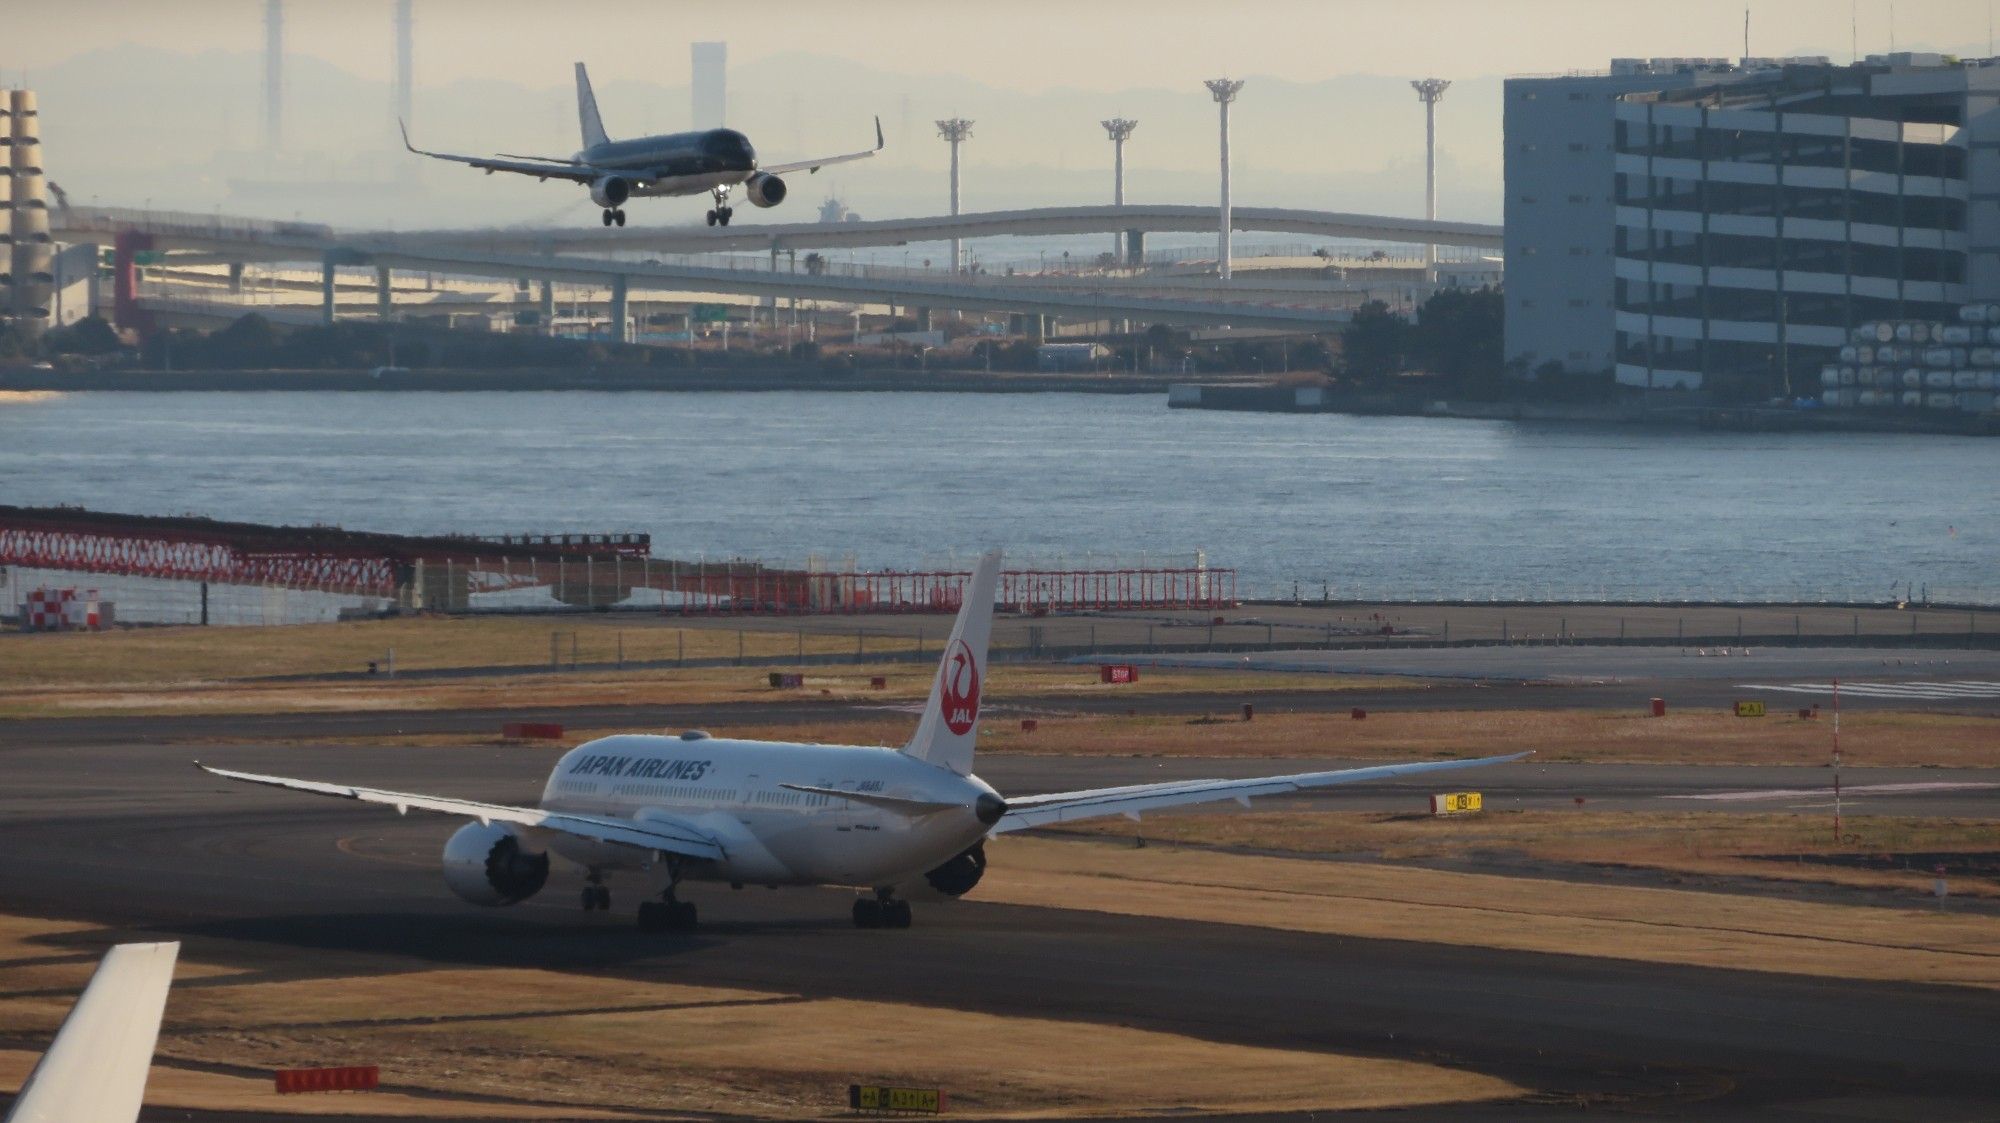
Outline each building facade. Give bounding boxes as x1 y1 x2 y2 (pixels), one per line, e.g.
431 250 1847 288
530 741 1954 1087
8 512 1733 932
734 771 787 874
1506 55 1999 394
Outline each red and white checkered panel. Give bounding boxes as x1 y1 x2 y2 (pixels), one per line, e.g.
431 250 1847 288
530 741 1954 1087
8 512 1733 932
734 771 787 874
22 587 102 631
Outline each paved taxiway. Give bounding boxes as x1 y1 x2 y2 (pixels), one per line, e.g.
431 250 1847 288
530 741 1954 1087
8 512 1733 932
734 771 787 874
3 738 1998 1120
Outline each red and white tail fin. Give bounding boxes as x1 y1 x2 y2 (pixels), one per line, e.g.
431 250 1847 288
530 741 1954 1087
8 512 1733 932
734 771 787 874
902 549 1001 775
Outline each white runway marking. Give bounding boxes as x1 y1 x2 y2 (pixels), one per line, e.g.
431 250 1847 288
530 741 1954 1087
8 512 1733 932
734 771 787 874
1738 680 2000 701
1668 781 2000 803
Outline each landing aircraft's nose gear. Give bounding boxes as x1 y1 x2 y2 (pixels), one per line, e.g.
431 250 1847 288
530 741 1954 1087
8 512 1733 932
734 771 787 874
600 208 626 227
852 889 912 930
580 875 611 912
637 862 698 932
706 187 734 227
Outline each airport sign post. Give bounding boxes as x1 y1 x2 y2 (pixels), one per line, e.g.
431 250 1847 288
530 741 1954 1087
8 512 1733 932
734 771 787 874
1431 792 1482 815
1733 700 1767 717
849 1084 945 1114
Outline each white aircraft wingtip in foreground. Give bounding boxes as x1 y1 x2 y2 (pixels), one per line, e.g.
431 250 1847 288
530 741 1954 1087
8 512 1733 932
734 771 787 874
3 941 179 1123
201 548 1526 931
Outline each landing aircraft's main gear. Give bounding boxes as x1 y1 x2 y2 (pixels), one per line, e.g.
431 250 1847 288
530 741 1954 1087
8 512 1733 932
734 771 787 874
853 890 912 930
706 187 734 227
600 208 626 227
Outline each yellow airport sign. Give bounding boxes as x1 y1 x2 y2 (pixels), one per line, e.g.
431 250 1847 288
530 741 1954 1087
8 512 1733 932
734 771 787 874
850 1085 945 1114
1431 791 1481 815
1734 700 1767 718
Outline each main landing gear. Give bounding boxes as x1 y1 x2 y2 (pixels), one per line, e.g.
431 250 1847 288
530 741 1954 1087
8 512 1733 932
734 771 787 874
637 860 697 932
705 186 734 227
600 208 626 227
852 888 912 930
579 873 611 912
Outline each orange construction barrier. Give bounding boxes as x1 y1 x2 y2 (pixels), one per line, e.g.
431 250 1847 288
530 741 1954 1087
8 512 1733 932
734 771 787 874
274 1066 380 1094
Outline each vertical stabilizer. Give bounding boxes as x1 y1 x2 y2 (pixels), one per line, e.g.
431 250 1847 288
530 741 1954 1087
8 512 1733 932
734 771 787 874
574 62 610 150
4 942 179 1123
902 549 1001 775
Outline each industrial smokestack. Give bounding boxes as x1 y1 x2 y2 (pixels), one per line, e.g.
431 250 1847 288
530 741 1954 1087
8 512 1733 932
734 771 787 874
692 42 726 129
264 0 283 156
394 0 413 128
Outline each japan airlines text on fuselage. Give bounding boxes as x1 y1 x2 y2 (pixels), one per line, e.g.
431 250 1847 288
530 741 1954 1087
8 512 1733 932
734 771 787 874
201 549 1524 932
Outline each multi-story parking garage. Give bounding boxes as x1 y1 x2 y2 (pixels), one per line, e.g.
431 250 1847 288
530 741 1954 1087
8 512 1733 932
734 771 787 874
1507 54 1998 394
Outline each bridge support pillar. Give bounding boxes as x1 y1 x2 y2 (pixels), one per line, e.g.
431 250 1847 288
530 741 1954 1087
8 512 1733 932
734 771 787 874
608 276 629 344
227 262 244 295
914 307 932 332
375 266 393 320
320 256 337 326
1125 229 1145 267
112 230 155 334
538 280 555 335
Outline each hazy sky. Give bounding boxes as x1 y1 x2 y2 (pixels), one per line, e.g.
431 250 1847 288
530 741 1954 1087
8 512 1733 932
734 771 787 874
12 0 1991 92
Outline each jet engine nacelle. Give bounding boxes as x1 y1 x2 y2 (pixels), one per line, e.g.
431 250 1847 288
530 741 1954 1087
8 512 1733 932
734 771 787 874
441 822 549 906
744 172 787 209
920 841 987 898
589 175 631 209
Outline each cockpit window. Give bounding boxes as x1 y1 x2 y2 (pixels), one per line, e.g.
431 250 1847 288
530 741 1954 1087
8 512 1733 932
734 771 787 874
703 130 755 163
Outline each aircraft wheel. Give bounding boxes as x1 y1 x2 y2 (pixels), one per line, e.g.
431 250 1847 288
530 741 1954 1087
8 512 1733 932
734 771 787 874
601 209 613 227
668 901 699 931
581 886 597 911
852 899 883 929
591 885 611 911
636 900 667 931
719 207 733 226
887 900 913 929
705 210 717 227
613 209 626 227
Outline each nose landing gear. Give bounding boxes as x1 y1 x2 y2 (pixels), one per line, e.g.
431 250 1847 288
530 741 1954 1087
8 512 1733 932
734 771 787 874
580 873 611 912
705 186 734 227
637 861 697 932
601 208 626 227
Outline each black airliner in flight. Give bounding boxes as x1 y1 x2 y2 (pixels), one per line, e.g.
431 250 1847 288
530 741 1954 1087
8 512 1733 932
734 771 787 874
402 62 881 227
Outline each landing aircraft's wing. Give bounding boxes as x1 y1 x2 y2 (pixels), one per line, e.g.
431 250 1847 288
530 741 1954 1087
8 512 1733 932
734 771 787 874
400 120 602 183
196 763 723 860
991 752 1529 833
760 116 885 176
4 942 178 1123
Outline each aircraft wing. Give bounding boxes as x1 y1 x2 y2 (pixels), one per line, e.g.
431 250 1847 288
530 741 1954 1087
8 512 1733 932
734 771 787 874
990 752 1529 833
760 116 885 176
196 763 723 860
400 120 602 183
4 942 178 1123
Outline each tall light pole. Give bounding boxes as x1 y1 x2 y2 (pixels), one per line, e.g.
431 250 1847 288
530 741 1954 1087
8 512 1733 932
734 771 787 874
1411 78 1450 281
1102 118 1137 262
1204 79 1244 281
936 118 973 273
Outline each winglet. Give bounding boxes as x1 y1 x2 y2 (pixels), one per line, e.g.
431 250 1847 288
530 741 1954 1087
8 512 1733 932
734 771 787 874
874 115 885 151
398 117 416 153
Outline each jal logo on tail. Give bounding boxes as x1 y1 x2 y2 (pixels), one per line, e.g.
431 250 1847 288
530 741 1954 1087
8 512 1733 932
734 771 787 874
940 638 981 735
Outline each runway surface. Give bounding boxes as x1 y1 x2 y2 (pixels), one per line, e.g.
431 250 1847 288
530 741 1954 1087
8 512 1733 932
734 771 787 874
3 738 1998 1121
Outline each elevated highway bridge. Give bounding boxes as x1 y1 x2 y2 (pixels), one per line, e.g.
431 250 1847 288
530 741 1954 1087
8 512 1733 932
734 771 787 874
54 204 1499 335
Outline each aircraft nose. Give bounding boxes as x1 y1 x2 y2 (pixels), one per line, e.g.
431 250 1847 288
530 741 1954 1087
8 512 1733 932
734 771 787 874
974 793 1009 826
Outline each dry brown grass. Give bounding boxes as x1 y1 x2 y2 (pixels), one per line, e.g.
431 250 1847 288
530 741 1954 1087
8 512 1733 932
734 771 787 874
979 836 2000 989
0 655 1405 721
1061 810 2000 898
0 918 1516 1119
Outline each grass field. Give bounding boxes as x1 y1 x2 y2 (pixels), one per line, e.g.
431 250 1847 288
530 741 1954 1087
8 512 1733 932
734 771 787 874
1060 809 2000 898
978 836 2000 989
0 913 1516 1119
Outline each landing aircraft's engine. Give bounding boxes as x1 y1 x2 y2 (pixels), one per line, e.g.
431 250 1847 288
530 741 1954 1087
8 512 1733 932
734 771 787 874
744 172 787 208
589 175 631 209
441 822 549 906
922 841 987 898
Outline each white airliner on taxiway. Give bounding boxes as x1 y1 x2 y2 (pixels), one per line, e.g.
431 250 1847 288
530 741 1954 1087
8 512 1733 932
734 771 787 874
202 550 1523 932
